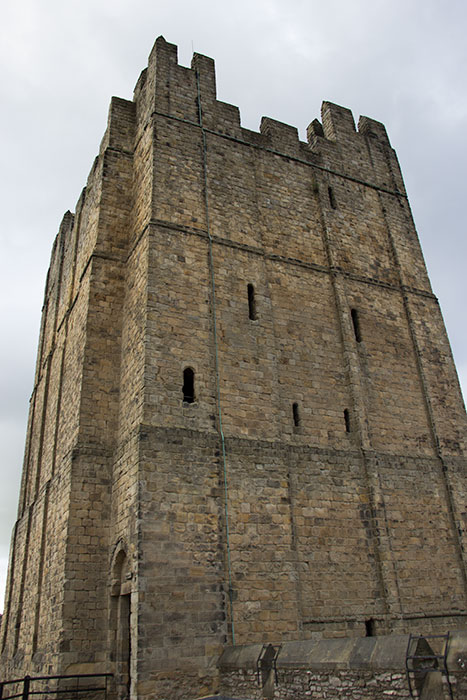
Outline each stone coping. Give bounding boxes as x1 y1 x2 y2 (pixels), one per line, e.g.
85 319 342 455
219 630 467 672
195 697 246 700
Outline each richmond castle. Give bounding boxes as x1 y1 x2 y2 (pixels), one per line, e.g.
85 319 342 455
1 36 467 700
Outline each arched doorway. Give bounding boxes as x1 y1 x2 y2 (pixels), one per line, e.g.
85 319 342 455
110 547 132 699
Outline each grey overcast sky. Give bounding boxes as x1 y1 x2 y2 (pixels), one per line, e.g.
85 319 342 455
1 0 466 610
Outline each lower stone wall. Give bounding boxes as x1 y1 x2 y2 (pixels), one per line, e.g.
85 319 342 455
219 666 467 700
220 668 411 700
217 632 467 700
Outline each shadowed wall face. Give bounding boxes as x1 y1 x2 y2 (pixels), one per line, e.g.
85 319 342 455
1 35 466 700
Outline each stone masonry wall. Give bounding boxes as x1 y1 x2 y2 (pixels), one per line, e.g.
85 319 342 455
1 35 466 700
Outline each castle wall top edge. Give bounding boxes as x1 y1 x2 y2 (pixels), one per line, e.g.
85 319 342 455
136 35 392 149
59 33 403 261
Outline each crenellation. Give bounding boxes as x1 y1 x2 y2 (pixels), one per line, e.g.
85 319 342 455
213 101 242 135
260 116 300 157
101 97 136 154
40 214 68 367
191 52 216 102
359 117 407 198
307 116 325 141
147 36 180 119
73 157 104 285
305 103 398 191
322 101 357 141
358 114 391 143
56 212 76 329
133 68 151 134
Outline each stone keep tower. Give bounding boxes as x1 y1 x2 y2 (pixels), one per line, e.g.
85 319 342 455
1 35 467 698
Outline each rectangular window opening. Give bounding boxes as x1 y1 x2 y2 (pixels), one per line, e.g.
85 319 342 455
292 402 301 427
351 308 362 343
344 408 351 433
247 283 257 321
183 367 195 404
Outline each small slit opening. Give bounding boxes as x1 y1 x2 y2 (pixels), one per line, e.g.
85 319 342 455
247 283 257 321
344 408 351 433
292 402 301 428
351 308 362 343
182 367 195 404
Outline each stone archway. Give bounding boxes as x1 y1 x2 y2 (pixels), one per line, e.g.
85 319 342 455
110 546 132 699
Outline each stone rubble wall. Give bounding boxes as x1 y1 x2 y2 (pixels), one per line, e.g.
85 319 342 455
219 633 467 700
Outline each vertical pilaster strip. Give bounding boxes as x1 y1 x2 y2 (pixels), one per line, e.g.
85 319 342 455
32 482 50 652
51 345 66 477
51 193 85 478
195 65 235 645
253 146 305 631
313 176 403 626
32 354 52 501
13 506 33 653
18 392 37 516
372 142 467 596
286 465 306 632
